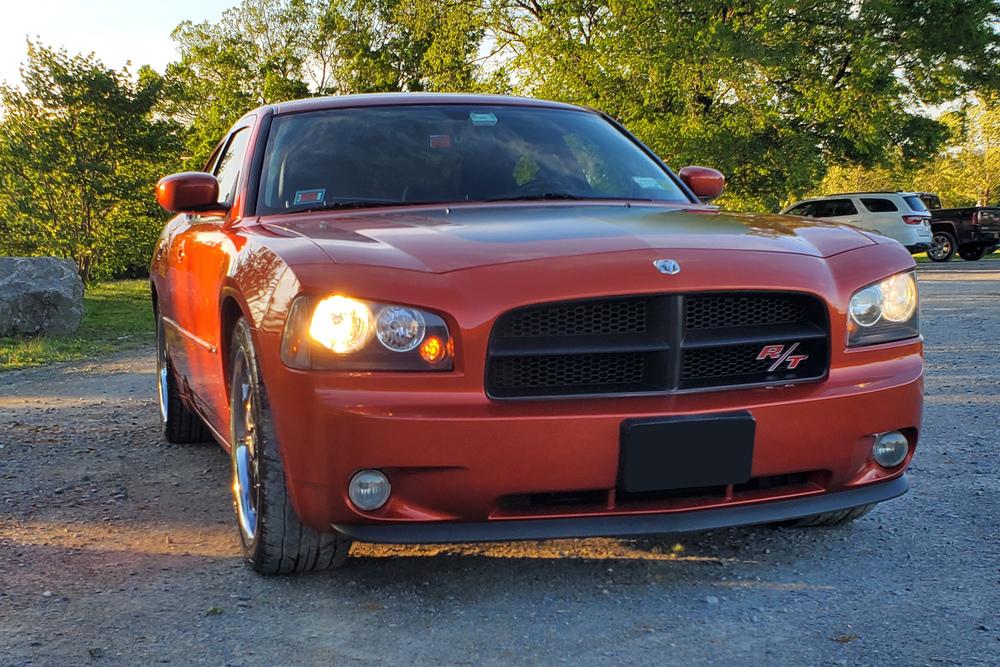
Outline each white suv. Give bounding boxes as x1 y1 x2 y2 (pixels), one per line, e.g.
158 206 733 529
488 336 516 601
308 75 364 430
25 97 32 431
781 192 933 254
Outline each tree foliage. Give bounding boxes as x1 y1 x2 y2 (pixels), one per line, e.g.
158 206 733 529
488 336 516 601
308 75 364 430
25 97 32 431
164 0 485 166
487 0 1000 210
0 43 183 283
813 95 1000 207
1 2 999 284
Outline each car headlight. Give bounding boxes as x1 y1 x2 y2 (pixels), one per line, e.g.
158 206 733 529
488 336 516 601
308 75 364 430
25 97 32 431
847 271 919 346
281 295 453 370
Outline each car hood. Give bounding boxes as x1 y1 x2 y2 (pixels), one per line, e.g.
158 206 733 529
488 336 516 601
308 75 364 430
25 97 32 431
259 202 876 274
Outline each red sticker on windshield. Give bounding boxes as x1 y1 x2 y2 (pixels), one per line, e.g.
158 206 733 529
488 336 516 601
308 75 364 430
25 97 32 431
294 189 325 205
430 134 451 148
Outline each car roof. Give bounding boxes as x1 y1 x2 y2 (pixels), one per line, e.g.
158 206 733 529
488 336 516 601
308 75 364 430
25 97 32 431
824 192 920 198
252 92 593 117
787 192 919 205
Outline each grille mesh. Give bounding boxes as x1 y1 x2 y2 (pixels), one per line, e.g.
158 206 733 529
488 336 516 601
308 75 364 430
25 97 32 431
499 299 647 338
685 295 804 330
682 344 765 381
490 353 645 390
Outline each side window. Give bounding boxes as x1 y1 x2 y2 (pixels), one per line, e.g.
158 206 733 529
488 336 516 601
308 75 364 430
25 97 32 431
214 128 251 206
815 199 857 217
860 198 898 213
786 202 814 216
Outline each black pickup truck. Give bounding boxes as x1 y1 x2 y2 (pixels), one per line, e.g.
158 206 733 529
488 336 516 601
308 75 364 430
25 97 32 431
923 199 1000 262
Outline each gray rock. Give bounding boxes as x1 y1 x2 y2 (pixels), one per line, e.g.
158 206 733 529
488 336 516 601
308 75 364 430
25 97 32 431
0 257 84 337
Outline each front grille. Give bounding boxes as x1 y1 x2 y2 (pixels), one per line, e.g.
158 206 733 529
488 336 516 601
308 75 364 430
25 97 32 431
491 353 646 391
682 344 767 381
499 299 648 338
486 292 829 398
685 294 804 330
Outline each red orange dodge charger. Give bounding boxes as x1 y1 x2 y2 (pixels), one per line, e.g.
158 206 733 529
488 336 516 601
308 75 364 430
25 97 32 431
152 94 922 574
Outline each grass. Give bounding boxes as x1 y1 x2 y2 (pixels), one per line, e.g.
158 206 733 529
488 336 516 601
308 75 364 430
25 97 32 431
0 279 153 371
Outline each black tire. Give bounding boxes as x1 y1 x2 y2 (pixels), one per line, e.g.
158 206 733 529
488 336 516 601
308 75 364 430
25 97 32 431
156 315 211 444
228 317 351 574
786 503 874 527
927 231 956 262
958 244 987 261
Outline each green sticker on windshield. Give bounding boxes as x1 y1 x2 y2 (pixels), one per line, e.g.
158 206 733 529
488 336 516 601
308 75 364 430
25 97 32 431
469 112 498 126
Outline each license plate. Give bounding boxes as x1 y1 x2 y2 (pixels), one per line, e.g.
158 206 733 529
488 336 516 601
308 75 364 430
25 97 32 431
618 412 755 493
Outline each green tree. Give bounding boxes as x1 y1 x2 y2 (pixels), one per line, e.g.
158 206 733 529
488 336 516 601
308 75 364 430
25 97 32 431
163 0 485 166
487 0 1000 211
910 95 1000 206
0 43 183 283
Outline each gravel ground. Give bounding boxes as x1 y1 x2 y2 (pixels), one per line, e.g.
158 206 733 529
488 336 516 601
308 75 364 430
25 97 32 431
1 262 997 666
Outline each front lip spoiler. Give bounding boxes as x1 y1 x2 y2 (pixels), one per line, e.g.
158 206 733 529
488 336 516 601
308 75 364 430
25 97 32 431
333 474 909 544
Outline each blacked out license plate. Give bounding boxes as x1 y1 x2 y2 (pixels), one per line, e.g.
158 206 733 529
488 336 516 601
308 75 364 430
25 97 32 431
618 412 756 493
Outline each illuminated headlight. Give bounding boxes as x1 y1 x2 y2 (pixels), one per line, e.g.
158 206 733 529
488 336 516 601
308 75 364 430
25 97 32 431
281 295 453 370
847 271 919 346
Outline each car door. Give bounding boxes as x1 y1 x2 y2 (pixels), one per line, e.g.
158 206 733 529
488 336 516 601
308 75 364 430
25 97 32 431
170 121 254 430
813 198 862 226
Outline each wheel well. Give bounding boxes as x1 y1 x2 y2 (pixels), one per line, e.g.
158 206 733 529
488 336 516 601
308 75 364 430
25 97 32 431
220 297 246 391
930 221 957 237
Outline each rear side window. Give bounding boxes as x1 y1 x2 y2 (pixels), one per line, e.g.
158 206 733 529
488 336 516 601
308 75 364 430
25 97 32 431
812 199 857 217
903 195 929 213
860 198 898 213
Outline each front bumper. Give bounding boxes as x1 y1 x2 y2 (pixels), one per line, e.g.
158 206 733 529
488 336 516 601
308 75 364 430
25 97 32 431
266 348 923 536
335 474 908 543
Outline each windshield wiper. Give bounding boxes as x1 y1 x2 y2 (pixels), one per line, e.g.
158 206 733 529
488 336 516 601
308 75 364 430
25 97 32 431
482 193 595 202
279 200 402 214
481 193 658 203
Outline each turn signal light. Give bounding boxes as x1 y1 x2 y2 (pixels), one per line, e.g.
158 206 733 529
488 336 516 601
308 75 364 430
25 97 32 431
420 336 446 363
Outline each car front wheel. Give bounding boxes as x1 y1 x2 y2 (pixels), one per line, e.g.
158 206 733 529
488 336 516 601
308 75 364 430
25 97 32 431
228 317 351 574
927 231 956 262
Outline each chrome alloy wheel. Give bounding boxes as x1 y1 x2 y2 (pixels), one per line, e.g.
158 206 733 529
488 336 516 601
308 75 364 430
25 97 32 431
928 232 953 261
231 350 260 543
156 318 169 424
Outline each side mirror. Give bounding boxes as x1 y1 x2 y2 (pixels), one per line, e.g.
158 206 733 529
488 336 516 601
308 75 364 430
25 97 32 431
679 166 725 203
156 172 227 215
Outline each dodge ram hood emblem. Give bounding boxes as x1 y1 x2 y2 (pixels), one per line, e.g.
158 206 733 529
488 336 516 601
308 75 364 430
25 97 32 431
653 259 681 275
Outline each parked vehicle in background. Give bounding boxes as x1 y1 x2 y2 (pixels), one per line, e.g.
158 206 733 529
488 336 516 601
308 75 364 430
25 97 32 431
781 193 933 254
927 205 1000 261
916 192 942 211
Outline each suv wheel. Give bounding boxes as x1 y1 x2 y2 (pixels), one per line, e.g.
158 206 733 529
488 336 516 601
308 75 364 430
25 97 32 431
228 317 351 574
927 231 956 262
156 315 211 444
958 244 987 261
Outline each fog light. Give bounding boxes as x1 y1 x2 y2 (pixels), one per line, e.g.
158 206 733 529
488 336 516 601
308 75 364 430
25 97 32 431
873 431 909 468
348 470 391 511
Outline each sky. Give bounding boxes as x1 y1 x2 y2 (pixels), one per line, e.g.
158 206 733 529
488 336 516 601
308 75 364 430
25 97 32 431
0 0 235 84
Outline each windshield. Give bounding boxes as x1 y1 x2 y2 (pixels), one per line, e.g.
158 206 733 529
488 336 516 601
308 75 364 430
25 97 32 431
256 104 691 214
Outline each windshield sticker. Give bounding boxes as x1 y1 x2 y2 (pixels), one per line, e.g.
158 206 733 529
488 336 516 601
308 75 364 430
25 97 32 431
429 134 452 148
293 188 326 205
469 112 498 126
631 176 664 190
